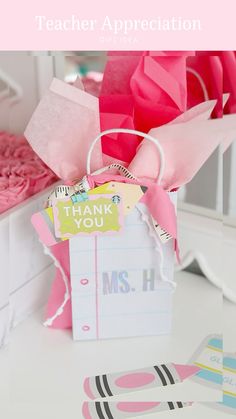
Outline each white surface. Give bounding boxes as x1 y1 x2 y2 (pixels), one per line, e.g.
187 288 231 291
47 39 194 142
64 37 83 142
224 298 236 352
177 205 236 303
0 270 231 419
0 54 39 133
0 54 59 133
226 139 236 217
0 402 230 419
0 185 55 346
178 206 222 285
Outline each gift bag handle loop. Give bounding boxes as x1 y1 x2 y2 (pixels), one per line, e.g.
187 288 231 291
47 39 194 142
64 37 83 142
86 128 165 185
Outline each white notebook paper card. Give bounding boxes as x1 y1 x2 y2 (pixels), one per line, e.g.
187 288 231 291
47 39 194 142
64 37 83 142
69 204 174 341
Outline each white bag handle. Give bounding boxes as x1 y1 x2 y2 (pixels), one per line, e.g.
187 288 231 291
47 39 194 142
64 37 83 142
86 128 165 185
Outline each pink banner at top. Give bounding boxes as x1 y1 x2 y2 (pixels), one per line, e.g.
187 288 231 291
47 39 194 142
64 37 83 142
0 0 235 50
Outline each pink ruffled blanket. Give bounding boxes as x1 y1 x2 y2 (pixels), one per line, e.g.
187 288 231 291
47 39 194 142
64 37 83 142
0 131 58 214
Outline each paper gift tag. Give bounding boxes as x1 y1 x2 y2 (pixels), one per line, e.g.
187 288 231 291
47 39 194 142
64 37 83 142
88 181 147 215
90 182 173 243
202 353 236 415
220 353 236 413
31 182 148 246
52 194 124 239
188 334 223 389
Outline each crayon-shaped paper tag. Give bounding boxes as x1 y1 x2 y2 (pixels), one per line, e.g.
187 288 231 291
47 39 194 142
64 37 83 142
218 353 236 414
82 401 193 418
84 363 200 399
188 334 223 389
200 352 236 415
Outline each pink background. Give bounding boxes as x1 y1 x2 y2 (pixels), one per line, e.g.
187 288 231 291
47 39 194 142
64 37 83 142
0 0 235 50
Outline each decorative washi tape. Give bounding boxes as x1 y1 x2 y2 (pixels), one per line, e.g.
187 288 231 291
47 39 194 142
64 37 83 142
47 176 91 206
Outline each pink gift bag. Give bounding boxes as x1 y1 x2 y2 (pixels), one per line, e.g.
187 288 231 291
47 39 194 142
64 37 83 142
31 129 178 335
68 129 177 340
